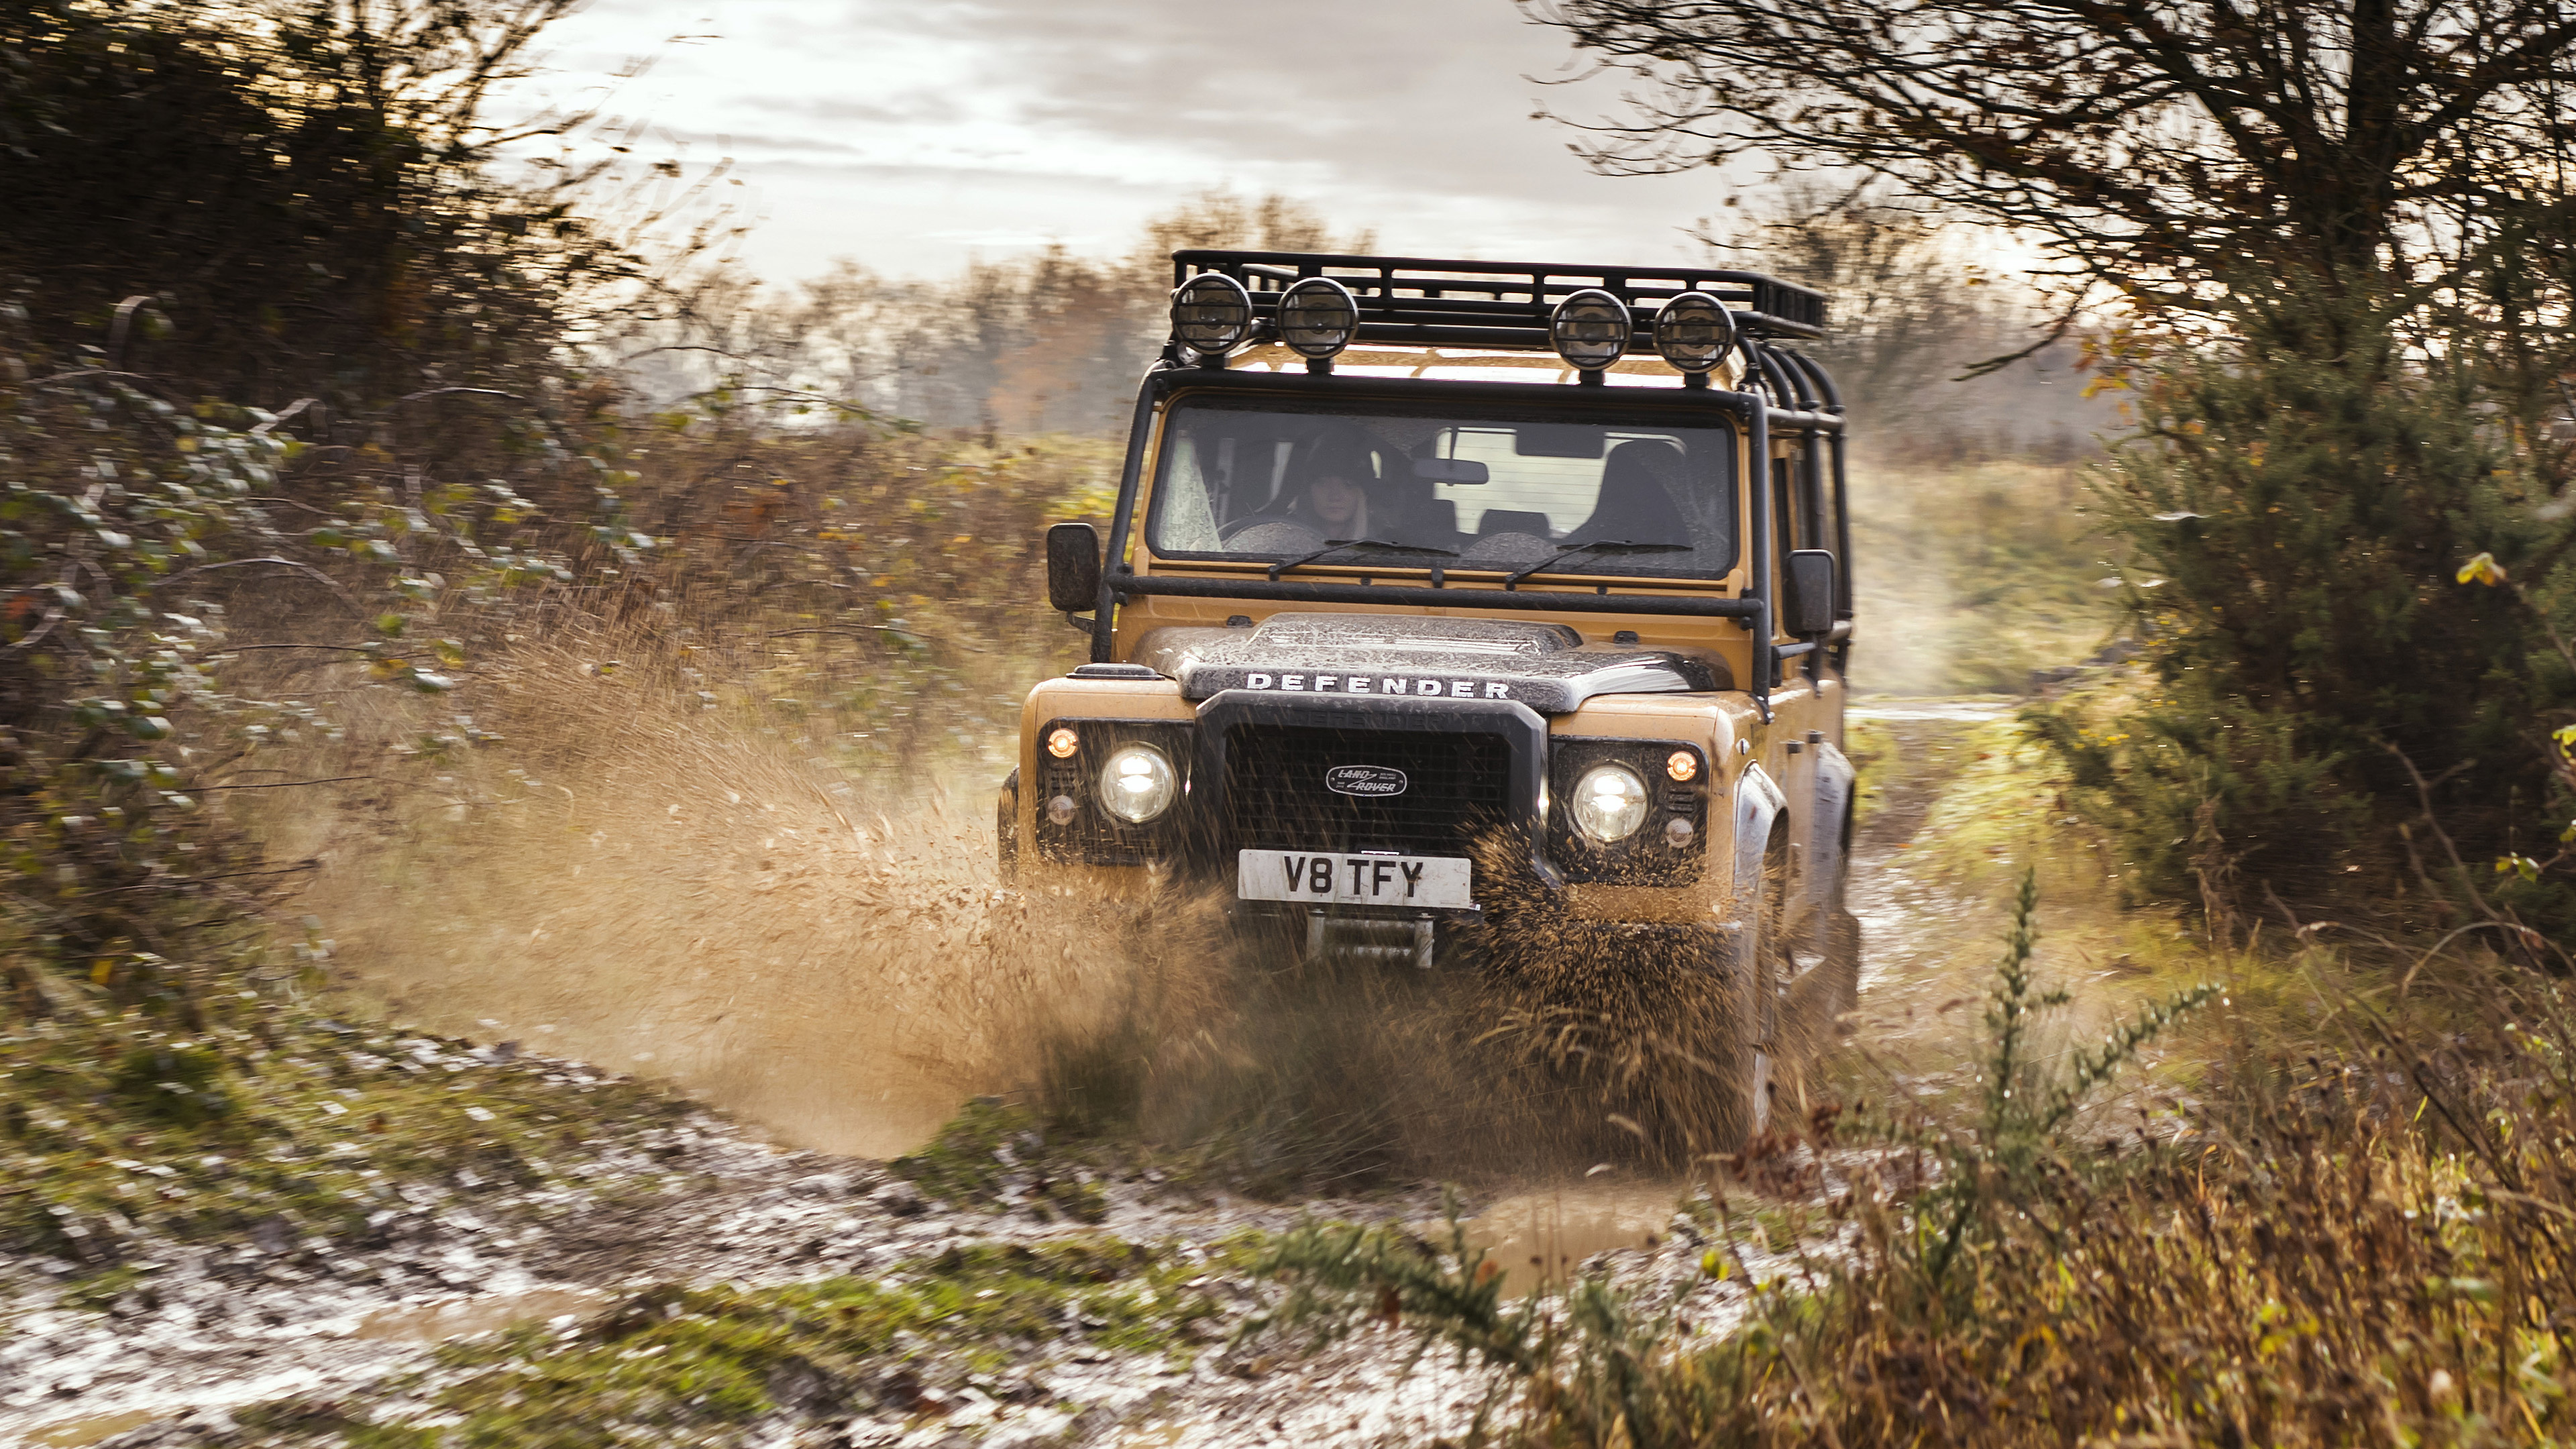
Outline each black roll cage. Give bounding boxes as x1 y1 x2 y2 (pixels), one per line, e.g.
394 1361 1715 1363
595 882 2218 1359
1089 356 1848 720
1170 248 1828 349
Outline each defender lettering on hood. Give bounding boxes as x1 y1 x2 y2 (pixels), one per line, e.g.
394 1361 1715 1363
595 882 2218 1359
1127 613 1732 714
1243 672 1516 700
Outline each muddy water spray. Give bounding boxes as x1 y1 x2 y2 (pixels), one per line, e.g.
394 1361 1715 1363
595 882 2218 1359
281 649 1167 1157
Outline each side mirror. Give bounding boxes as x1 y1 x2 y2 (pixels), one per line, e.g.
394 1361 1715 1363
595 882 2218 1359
1783 549 1837 637
1046 522 1102 614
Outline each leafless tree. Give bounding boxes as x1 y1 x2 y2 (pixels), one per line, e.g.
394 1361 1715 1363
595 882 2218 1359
1527 0 2576 311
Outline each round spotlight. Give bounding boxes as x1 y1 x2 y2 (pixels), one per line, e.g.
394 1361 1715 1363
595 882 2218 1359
1097 744 1178 824
1045 727 1080 759
1276 276 1359 359
1550 288 1633 372
1666 749 1699 783
1664 816 1697 849
1046 794 1079 826
1571 762 1651 843
1171 273 1253 356
1652 291 1737 374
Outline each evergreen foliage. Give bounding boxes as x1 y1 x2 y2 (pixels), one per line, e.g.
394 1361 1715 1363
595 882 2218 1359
2036 274 2576 934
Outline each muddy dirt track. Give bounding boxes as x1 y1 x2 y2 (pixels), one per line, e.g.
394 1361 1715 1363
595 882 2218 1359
1 700 2041 1449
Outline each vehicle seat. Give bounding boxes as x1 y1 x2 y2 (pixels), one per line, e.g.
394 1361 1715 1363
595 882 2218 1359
1569 440 1690 543
1462 508 1555 564
1474 508 1555 541
1415 498 1459 551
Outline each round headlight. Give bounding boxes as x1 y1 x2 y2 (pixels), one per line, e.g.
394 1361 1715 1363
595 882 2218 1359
1550 288 1632 372
1171 273 1253 356
1098 744 1178 824
1277 276 1358 359
1572 763 1650 843
1652 291 1737 374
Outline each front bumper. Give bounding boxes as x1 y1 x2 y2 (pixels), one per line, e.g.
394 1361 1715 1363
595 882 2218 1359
1028 690 1711 921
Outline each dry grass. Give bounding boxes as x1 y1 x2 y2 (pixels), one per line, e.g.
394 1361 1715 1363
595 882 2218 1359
1258 871 2576 1447
1571 989 2576 1448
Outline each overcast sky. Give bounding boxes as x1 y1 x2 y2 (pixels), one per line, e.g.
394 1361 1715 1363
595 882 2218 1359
514 0 1748 284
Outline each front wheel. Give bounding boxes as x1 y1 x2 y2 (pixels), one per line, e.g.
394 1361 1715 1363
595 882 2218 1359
1707 842 1796 1150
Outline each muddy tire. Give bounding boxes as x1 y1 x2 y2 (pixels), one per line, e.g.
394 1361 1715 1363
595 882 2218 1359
1702 834 1799 1150
1617 917 1782 1160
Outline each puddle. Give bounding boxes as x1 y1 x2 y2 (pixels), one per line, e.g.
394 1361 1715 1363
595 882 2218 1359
1464 1181 1684 1295
28 1410 162 1448
352 1287 606 1342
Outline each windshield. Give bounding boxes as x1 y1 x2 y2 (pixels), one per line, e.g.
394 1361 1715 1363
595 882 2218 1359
1144 396 1738 578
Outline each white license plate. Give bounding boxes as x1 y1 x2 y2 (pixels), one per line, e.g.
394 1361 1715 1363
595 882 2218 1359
1236 850 1474 908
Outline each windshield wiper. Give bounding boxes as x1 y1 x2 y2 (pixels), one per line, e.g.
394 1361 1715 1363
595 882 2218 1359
1503 539 1693 590
1267 538 1458 582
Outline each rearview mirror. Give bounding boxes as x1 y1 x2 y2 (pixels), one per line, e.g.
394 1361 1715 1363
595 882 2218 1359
1514 423 1604 459
1046 522 1102 614
1783 549 1837 637
1411 458 1490 484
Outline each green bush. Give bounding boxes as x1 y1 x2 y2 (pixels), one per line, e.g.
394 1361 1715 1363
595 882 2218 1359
0 0 624 416
2029 691 2369 909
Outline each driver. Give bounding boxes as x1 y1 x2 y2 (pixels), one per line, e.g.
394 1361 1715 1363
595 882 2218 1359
1284 433 1375 538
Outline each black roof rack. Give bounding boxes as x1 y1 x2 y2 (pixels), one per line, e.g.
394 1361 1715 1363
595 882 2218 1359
1171 249 1827 351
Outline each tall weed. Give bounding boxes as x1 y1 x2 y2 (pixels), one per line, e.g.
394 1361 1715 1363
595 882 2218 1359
1255 871 2247 1446
1262 887 2576 1444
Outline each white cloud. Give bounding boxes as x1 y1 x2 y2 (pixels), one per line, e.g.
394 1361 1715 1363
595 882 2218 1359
506 0 1745 280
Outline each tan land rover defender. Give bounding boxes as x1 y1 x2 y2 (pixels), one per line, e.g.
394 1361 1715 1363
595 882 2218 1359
999 251 1859 1144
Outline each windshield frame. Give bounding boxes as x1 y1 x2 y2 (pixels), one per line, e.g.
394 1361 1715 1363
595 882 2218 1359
1138 386 1743 583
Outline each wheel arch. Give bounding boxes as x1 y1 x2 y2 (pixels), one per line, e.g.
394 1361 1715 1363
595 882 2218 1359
1805 741 1858 951
1729 763 1789 926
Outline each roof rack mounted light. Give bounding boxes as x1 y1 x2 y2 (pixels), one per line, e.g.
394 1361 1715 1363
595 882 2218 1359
1168 249 1827 352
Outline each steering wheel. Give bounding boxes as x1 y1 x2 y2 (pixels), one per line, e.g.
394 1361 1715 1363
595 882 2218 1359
1218 514 1322 547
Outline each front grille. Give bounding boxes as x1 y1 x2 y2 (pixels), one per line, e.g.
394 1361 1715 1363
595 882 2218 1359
1223 724 1512 856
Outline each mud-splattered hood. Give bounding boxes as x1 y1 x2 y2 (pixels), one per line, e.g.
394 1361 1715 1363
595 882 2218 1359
1126 613 1732 714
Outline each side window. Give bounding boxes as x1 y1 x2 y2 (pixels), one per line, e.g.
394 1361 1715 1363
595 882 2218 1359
1770 453 1801 559
1812 439 1845 614
1774 440 1835 562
